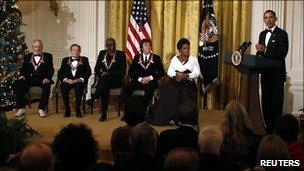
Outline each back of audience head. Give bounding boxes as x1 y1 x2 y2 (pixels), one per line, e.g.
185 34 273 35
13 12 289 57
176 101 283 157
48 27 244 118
198 125 223 155
19 143 54 171
52 123 98 171
164 148 199 171
221 100 254 134
129 122 158 155
256 134 289 161
124 95 148 126
276 114 299 142
177 101 198 126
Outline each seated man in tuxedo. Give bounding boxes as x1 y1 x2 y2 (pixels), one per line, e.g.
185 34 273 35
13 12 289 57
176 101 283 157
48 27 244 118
14 39 54 118
58 44 91 117
87 38 126 121
125 39 165 103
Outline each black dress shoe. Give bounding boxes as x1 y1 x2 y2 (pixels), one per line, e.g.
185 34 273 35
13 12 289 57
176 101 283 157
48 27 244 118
86 99 94 107
99 112 107 122
64 110 71 117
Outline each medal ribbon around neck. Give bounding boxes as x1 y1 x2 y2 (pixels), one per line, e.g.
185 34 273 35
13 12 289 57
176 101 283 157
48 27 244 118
138 53 154 70
30 53 44 70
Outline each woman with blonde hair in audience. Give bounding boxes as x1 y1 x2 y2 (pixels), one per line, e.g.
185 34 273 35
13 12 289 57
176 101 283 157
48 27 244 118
220 100 261 168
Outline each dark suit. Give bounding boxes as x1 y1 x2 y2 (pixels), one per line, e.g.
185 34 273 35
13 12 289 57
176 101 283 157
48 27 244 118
57 56 91 114
91 50 126 113
126 53 165 102
159 126 198 156
258 26 289 133
14 52 54 110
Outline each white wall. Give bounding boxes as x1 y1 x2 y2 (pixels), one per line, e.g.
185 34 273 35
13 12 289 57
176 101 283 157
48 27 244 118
251 1 304 112
18 0 106 77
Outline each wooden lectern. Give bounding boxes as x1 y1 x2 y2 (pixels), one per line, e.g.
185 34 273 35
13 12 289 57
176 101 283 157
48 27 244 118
224 53 280 135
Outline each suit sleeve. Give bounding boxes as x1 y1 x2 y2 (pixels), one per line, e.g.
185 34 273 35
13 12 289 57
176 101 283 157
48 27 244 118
94 51 103 76
57 58 66 82
46 54 54 80
83 58 92 83
275 31 289 60
154 56 165 81
256 32 265 56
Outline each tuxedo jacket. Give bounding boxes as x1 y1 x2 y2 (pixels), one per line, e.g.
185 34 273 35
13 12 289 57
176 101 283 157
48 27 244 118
258 26 289 83
128 53 165 83
20 52 54 82
57 56 91 84
94 50 126 84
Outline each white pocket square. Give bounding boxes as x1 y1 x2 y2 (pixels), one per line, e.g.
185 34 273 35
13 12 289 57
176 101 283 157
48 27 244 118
271 40 275 42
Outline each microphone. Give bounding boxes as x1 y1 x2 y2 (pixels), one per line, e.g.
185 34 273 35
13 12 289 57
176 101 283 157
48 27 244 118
238 41 248 51
238 41 252 54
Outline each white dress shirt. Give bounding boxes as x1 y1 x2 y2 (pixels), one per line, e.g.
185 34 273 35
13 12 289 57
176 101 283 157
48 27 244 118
167 54 201 79
265 26 276 47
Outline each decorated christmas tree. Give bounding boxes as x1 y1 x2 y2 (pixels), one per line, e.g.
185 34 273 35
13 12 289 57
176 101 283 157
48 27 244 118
0 0 27 110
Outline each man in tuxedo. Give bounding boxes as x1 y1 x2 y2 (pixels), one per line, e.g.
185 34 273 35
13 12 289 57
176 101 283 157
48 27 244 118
58 44 91 117
14 39 54 118
87 38 126 121
125 39 165 103
255 10 289 134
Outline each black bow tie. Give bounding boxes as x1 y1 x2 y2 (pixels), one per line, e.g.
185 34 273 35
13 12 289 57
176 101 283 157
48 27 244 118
71 58 79 62
34 54 41 57
267 29 273 34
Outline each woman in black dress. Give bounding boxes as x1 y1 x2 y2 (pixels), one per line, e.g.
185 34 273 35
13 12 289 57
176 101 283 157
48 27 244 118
146 38 201 126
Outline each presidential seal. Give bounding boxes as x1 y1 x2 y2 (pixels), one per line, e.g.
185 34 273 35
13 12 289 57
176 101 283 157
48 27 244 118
231 51 242 66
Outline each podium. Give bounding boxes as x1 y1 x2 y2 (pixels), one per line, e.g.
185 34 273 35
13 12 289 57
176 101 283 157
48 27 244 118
224 53 281 135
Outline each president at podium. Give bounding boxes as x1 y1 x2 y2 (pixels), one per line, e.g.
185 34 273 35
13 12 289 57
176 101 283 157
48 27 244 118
255 10 289 134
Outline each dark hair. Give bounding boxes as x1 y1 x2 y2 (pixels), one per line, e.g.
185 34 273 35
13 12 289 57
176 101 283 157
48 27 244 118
140 39 152 50
70 44 81 51
164 148 199 171
276 114 299 142
52 123 98 171
264 10 276 17
177 38 190 50
177 101 198 125
124 95 148 126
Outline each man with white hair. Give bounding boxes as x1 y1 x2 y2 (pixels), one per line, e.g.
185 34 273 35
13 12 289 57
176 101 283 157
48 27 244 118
14 39 54 118
198 125 241 170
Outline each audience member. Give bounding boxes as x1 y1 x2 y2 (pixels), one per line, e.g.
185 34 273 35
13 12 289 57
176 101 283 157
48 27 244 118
256 134 290 171
220 100 261 168
159 101 199 156
276 114 304 170
164 148 199 171
111 95 148 170
19 143 54 171
52 123 98 171
198 125 242 171
123 122 161 171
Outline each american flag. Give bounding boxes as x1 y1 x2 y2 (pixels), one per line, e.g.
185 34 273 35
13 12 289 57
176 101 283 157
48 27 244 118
126 0 151 60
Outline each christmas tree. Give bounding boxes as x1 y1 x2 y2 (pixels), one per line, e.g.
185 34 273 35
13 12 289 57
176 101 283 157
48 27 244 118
0 0 27 111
